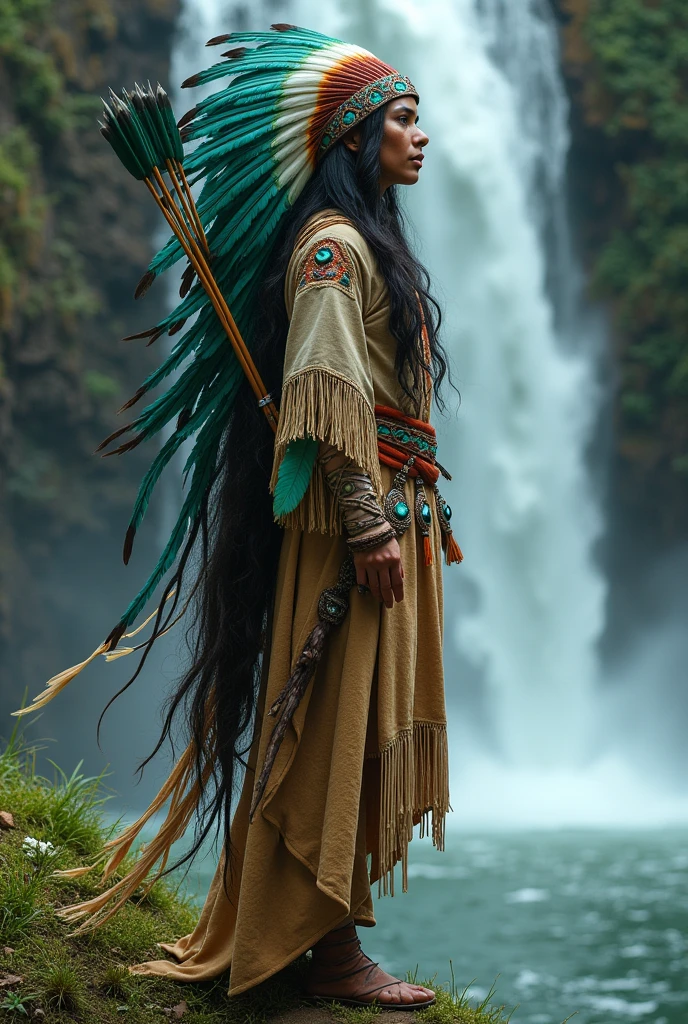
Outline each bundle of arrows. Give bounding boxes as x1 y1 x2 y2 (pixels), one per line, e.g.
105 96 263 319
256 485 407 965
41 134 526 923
99 83 279 432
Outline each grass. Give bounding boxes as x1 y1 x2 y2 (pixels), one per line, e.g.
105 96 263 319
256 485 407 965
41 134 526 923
0 722 548 1023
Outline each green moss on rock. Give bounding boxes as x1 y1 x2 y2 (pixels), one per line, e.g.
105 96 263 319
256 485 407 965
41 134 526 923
0 0 179 704
559 0 688 530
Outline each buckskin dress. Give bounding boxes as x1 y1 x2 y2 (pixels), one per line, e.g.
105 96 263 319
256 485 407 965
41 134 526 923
130 211 450 996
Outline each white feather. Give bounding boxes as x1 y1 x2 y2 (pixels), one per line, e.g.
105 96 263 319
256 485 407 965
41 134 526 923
272 40 384 188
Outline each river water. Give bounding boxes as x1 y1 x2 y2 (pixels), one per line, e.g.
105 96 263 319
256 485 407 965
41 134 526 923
180 825 688 1023
365 829 688 1024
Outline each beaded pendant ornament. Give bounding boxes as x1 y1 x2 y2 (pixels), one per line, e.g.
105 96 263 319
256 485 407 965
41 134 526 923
414 476 433 566
383 456 415 536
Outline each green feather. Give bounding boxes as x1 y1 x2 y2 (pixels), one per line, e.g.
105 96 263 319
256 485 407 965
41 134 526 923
101 84 184 181
273 437 319 517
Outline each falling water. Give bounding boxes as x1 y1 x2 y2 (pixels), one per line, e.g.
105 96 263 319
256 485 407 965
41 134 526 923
170 0 606 779
164 0 688 831
286 0 607 768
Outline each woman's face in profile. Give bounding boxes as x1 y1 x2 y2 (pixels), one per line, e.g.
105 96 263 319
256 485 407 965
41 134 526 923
341 96 429 193
378 97 429 192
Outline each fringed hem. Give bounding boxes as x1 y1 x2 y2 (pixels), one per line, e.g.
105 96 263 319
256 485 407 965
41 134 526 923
52 722 449 931
270 367 384 535
53 738 210 935
376 721 450 897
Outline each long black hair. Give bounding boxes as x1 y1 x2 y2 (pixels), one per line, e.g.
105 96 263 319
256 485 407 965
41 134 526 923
118 103 453 887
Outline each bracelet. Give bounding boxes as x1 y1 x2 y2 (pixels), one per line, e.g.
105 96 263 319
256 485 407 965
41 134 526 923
346 525 397 553
322 455 389 537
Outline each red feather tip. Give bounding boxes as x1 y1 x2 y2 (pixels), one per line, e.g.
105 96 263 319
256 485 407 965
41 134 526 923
221 46 247 59
206 33 231 46
271 23 298 31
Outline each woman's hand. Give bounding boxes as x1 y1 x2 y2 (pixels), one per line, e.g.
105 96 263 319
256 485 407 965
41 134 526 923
317 441 404 606
354 534 404 608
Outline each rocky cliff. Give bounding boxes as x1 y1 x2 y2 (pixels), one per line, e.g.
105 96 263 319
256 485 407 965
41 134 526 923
555 0 688 541
0 0 180 704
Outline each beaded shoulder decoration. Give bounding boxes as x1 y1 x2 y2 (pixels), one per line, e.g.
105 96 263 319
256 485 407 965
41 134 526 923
296 238 356 299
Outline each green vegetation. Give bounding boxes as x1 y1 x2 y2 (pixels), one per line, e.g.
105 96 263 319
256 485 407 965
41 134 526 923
0 0 175 704
582 1 688 482
0 0 72 135
0 726 520 1023
0 0 99 327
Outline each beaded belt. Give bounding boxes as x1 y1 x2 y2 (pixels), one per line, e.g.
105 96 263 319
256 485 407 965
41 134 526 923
374 405 462 567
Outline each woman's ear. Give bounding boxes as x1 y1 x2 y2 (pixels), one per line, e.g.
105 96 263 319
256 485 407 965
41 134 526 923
341 126 361 153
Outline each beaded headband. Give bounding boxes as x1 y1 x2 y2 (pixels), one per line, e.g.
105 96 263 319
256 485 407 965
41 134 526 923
318 74 419 156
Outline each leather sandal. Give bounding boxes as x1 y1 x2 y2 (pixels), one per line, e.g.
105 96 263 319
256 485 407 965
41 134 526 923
304 921 436 1012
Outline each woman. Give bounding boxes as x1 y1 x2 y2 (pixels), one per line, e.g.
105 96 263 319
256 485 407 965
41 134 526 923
19 25 460 1012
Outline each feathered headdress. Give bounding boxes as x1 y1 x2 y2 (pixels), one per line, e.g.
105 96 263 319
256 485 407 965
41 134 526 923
15 24 418 717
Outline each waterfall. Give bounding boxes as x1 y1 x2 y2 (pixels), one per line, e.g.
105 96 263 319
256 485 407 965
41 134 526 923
286 0 607 766
168 0 688 827
176 0 607 773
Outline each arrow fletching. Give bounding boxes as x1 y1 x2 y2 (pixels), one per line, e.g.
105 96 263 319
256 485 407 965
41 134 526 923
100 83 185 180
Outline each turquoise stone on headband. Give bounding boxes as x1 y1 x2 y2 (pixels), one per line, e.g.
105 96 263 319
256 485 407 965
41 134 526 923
394 80 408 91
369 90 383 104
320 134 332 149
315 247 333 265
421 502 432 525
342 110 356 125
395 501 410 519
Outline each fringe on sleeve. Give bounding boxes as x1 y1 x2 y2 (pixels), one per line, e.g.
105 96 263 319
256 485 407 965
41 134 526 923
270 366 384 534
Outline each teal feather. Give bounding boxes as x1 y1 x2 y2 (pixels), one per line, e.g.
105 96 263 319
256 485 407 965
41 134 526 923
127 366 243 541
273 438 319 517
104 25 367 633
148 233 184 276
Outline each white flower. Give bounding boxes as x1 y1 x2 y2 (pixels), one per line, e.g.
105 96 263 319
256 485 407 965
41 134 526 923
22 836 56 858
